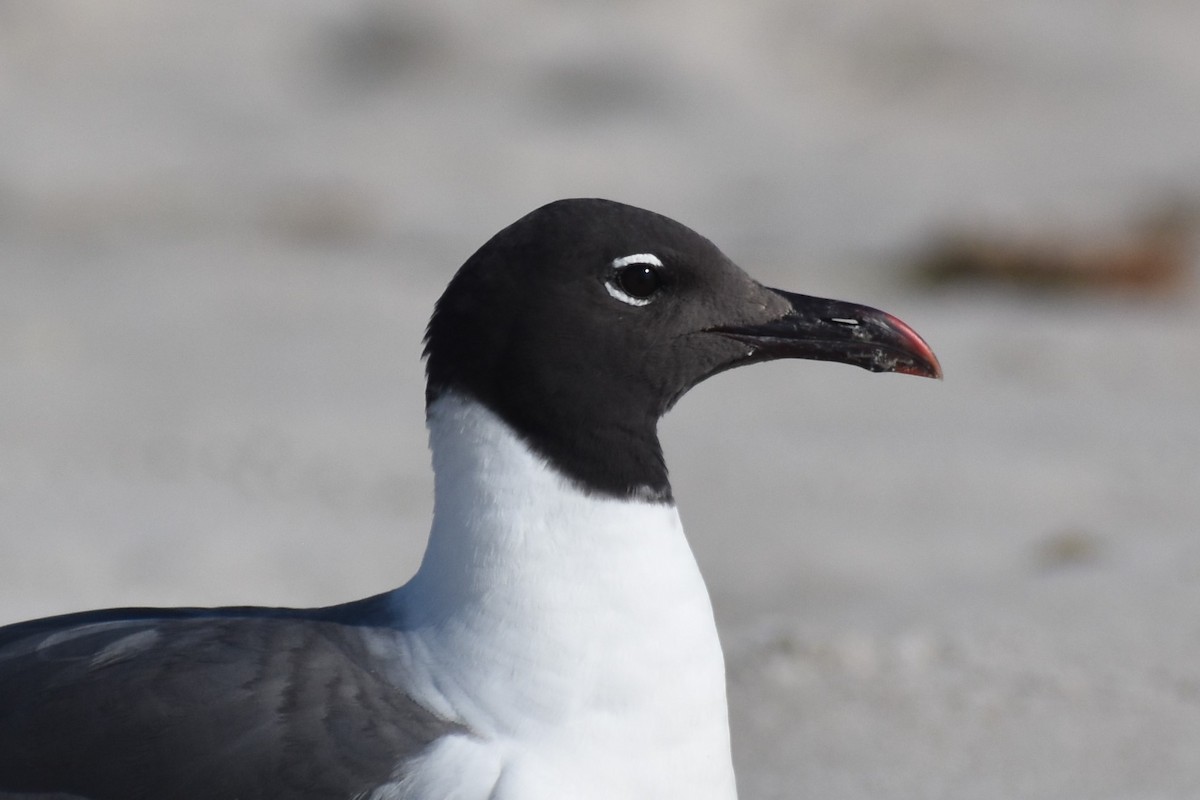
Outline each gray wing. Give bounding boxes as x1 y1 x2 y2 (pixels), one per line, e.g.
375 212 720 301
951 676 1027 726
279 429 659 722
0 604 459 800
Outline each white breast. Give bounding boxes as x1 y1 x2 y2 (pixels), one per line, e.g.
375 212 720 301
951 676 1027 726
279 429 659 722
379 392 737 799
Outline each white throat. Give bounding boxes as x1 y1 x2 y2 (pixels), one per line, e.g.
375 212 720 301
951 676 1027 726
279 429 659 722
390 392 737 799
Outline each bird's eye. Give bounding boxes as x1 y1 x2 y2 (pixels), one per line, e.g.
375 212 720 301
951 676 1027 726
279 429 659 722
617 265 662 298
606 254 665 307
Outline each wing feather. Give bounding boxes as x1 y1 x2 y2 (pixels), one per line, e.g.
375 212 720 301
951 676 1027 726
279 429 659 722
0 607 459 800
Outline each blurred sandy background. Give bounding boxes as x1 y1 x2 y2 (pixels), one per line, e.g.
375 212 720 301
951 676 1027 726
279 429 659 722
3 2 1200 797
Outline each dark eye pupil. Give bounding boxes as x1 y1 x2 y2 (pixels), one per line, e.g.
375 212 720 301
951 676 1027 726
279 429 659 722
617 265 662 298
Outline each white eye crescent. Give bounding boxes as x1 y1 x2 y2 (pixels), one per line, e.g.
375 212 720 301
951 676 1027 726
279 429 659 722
606 253 664 307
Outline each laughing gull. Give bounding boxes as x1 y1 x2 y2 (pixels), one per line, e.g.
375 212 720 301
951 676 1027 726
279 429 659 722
0 198 941 799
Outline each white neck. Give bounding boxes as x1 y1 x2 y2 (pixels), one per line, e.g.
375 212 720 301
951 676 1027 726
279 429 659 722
391 392 736 799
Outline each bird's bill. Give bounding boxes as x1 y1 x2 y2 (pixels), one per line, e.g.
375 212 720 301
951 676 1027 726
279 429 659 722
710 288 943 379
